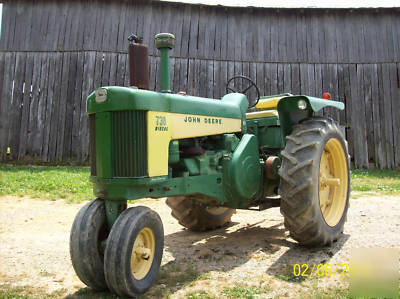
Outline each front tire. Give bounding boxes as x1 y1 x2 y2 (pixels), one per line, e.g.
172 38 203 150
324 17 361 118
279 117 350 246
70 198 109 290
104 206 164 297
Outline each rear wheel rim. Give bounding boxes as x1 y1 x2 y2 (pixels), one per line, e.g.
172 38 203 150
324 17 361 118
130 227 155 280
205 207 230 216
319 138 348 227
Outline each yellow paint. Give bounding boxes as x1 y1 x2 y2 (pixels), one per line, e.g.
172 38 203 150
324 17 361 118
131 227 155 280
246 110 278 119
255 96 285 109
319 138 348 227
147 111 242 176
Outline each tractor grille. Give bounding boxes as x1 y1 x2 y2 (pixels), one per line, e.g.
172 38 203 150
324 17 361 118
89 114 97 176
111 110 147 177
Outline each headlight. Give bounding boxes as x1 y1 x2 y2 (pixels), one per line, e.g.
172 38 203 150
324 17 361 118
95 88 107 103
297 99 307 110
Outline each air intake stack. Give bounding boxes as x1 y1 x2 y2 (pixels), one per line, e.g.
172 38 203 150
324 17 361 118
155 33 175 93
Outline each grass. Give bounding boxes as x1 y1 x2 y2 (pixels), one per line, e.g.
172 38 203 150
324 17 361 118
221 283 271 298
0 164 92 203
1 164 399 203
351 169 400 195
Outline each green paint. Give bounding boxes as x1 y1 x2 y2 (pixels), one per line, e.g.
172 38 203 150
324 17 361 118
277 95 344 138
87 87 248 119
155 33 175 93
159 48 171 92
95 112 112 178
104 200 127 228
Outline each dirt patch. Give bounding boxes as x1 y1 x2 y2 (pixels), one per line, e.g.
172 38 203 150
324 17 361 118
0 195 399 298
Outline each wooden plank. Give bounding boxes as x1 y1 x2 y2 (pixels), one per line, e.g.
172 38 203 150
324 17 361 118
25 54 42 159
214 7 227 60
285 11 297 63
187 58 196 95
291 63 300 95
308 11 320 63
55 53 71 161
108 53 118 86
197 6 207 59
170 4 184 58
179 4 192 58
362 64 375 164
47 53 63 162
41 53 56 161
213 60 220 98
199 59 207 97
33 54 49 158
341 64 353 162
226 10 236 61
314 64 323 116
71 52 85 161
56 1 70 51
277 11 288 62
299 63 308 95
392 11 400 62
0 2 13 51
66 1 82 50
351 63 368 168
0 53 16 158
116 0 128 52
283 64 291 94
11 1 27 50
101 53 112 87
8 53 27 160
94 52 104 90
334 11 345 63
370 63 384 168
263 10 274 62
205 6 217 59
381 64 395 168
17 53 33 159
62 53 78 160
207 60 214 98
296 11 307 62
389 63 400 168
116 53 127 86
79 51 96 161
277 63 284 94
179 58 188 94
141 4 153 54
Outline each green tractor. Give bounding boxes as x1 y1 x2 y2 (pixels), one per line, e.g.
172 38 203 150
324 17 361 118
70 33 350 297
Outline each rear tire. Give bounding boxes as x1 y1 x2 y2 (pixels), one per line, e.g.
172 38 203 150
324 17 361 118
166 196 235 231
104 206 164 297
70 199 109 290
279 117 350 246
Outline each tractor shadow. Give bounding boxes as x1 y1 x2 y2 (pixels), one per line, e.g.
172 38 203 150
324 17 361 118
151 218 349 296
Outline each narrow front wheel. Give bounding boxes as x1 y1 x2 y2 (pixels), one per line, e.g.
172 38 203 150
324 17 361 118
104 206 164 297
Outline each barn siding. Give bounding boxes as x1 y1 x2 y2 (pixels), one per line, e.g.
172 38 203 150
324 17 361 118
0 0 399 169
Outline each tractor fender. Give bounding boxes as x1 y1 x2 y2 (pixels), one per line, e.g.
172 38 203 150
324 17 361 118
277 95 344 139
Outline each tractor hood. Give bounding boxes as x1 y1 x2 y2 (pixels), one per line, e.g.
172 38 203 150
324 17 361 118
87 86 248 119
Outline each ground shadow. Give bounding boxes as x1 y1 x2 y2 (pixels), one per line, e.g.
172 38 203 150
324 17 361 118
66 220 349 298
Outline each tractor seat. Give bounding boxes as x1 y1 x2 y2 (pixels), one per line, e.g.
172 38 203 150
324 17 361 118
255 93 292 110
246 110 278 119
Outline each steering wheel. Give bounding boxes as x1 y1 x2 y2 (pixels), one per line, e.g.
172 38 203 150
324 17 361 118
226 75 260 108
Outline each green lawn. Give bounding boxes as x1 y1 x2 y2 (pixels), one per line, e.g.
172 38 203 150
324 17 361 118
0 164 399 203
0 164 92 203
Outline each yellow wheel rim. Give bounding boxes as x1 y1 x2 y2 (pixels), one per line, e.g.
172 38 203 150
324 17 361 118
205 207 229 216
131 227 155 280
319 138 348 227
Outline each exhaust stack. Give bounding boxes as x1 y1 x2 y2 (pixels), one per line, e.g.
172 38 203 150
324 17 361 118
155 33 175 93
128 34 150 89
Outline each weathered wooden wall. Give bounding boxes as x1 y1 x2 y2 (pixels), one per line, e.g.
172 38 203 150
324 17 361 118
0 0 399 168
